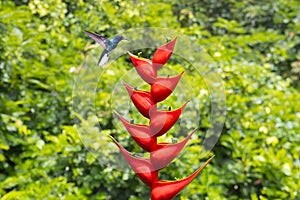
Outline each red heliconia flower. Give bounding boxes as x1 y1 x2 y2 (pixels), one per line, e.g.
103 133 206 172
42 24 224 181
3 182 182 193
123 82 156 118
151 71 184 103
152 37 177 70
150 156 214 200
111 37 214 199
149 101 189 137
128 52 157 84
114 111 156 152
110 136 158 187
150 128 197 169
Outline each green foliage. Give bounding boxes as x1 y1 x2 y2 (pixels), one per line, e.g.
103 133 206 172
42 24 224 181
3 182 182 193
0 0 299 199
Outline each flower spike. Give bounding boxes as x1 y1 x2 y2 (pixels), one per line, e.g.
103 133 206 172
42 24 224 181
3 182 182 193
109 136 158 187
128 51 157 84
123 82 156 118
112 38 213 199
150 128 197 170
152 37 177 70
149 101 189 137
114 111 157 152
150 155 215 200
151 71 184 102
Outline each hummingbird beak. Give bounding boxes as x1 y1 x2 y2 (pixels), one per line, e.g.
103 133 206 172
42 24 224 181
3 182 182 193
123 37 130 41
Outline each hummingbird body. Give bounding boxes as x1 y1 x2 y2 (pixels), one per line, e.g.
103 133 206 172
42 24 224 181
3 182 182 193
85 31 125 66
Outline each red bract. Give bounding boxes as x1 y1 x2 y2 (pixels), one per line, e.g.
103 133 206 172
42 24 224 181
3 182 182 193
150 156 214 200
150 128 197 169
123 82 156 118
110 136 158 187
128 52 157 84
111 37 214 199
149 101 189 137
115 111 156 152
152 37 177 70
151 71 184 102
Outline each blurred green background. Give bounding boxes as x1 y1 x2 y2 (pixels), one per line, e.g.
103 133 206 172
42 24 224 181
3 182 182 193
0 0 300 199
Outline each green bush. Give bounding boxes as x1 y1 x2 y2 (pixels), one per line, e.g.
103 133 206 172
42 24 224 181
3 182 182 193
0 0 299 199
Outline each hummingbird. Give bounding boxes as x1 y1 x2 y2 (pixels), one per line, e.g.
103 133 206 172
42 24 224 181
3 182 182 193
85 30 125 66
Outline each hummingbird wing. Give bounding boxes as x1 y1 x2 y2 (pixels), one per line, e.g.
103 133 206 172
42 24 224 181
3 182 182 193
85 30 111 50
98 49 109 66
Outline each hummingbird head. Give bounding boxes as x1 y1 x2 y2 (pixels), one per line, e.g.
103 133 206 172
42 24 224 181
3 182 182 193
113 35 125 43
